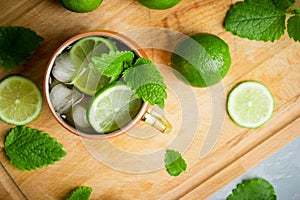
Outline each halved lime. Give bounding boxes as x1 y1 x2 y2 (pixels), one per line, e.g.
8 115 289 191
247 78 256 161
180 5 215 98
70 36 117 95
0 76 43 125
87 82 142 134
227 81 274 128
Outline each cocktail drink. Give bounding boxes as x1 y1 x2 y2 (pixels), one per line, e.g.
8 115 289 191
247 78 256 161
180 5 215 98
44 31 171 139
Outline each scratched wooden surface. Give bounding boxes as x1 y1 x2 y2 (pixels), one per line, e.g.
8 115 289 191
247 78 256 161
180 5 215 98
0 0 300 199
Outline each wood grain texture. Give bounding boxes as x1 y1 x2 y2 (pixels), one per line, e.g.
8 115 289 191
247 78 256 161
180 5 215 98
0 0 299 199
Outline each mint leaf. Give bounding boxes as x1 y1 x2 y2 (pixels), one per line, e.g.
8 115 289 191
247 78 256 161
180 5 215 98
123 58 167 108
135 83 167 108
287 15 300 42
92 51 134 80
67 186 93 200
272 0 295 10
4 126 66 171
224 0 286 42
227 177 277 200
0 26 44 70
164 149 187 176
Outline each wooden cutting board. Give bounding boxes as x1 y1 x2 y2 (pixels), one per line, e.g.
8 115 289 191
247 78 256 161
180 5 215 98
0 0 300 199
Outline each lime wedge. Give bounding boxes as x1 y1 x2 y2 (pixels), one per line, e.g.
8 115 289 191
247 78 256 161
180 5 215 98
227 81 274 128
70 36 117 95
0 76 43 125
87 82 142 134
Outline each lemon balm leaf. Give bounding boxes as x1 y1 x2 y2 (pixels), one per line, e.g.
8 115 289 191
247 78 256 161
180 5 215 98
4 126 66 171
224 0 286 42
226 178 277 200
272 0 295 11
92 51 134 80
135 83 167 108
164 149 187 176
67 186 93 200
123 58 167 108
287 15 300 42
0 26 44 70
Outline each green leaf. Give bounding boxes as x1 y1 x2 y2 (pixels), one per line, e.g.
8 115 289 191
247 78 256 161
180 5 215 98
67 186 93 200
226 178 277 200
4 126 66 171
123 58 167 108
92 51 134 80
164 149 187 177
287 15 300 42
272 0 295 11
224 0 286 42
135 83 167 108
0 26 44 70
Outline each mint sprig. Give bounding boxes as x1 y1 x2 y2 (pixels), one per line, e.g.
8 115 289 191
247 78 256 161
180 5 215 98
4 126 66 171
0 26 44 70
123 58 167 108
164 149 187 177
226 177 277 200
92 51 134 81
92 52 167 108
67 186 93 200
224 0 300 42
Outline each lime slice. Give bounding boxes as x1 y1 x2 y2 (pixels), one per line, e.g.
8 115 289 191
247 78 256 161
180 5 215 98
0 76 43 125
87 82 142 134
70 36 117 95
227 81 274 128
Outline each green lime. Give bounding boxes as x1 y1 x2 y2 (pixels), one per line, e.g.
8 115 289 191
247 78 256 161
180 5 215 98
0 76 43 125
137 0 180 10
87 82 142 134
171 33 231 87
227 81 274 128
60 0 103 13
70 36 117 95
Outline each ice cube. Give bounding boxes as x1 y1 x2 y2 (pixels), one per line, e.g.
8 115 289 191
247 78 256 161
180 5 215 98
72 103 90 129
52 52 77 83
50 84 82 114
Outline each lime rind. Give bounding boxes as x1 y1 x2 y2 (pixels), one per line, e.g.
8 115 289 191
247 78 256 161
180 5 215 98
227 81 274 128
137 0 181 10
0 76 43 125
60 0 103 13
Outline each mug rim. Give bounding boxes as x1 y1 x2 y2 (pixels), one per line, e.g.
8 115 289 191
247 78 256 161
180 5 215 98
44 30 150 139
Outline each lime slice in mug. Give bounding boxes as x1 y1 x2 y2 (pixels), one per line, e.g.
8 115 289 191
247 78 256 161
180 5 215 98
70 36 117 95
87 82 142 134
